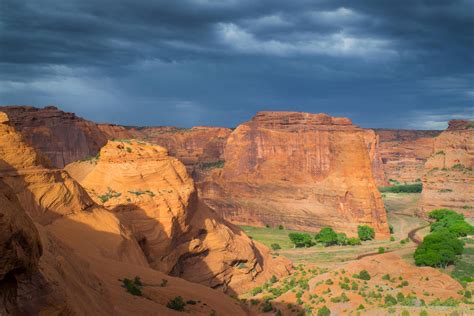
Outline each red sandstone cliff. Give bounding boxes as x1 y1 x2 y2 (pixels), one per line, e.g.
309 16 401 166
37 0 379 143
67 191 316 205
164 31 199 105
420 120 474 216
198 112 390 238
65 139 290 293
374 129 441 184
0 111 262 314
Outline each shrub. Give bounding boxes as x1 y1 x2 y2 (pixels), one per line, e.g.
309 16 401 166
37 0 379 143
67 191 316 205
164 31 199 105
464 290 472 299
347 237 361 245
289 232 314 248
278 224 284 230
270 275 278 284
390 236 395 241
336 233 348 246
401 311 410 316
251 287 263 295
358 225 375 241
167 296 186 311
419 311 428 316
382 274 391 281
261 301 273 312
354 270 371 280
384 294 397 306
389 224 394 234
160 279 168 287
271 243 281 250
317 306 330 316
378 247 385 254
121 276 143 296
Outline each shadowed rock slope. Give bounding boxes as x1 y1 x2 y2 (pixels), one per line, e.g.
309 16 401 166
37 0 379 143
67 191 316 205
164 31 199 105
65 139 291 294
0 111 252 315
421 120 474 216
198 112 390 238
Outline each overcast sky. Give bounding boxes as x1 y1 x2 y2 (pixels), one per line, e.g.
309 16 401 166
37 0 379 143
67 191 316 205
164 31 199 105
1 0 473 129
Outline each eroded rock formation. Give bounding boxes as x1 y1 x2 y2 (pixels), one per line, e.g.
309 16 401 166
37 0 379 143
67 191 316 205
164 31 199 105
198 112 390 238
420 120 474 216
66 139 290 294
375 129 441 183
0 111 257 314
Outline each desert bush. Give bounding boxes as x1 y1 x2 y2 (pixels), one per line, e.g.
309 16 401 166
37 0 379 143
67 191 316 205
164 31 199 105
347 237 361 245
261 301 273 312
167 296 186 311
358 225 375 241
198 160 225 170
121 276 143 296
354 270 371 280
384 294 397 306
317 306 330 316
271 243 281 250
378 247 385 254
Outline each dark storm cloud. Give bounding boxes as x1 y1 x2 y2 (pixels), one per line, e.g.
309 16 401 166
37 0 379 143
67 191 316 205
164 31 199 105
1 0 472 128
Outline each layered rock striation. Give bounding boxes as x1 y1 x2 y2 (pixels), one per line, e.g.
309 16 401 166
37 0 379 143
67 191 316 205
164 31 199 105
199 112 390 238
65 139 290 293
420 120 474 216
0 106 108 168
374 129 441 183
0 111 264 314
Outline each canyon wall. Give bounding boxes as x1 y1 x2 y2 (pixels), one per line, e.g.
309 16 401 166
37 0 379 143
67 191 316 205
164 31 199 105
1 106 107 168
0 111 263 314
198 112 390 238
65 139 290 293
374 129 441 184
420 120 474 216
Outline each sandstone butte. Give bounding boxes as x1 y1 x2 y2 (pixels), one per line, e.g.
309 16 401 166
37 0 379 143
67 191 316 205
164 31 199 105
420 120 474 217
0 112 281 315
374 129 442 184
198 111 390 238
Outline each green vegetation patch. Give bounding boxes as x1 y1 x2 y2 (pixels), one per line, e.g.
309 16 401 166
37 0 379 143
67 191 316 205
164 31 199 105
379 183 422 193
120 276 143 296
198 160 225 170
98 187 121 203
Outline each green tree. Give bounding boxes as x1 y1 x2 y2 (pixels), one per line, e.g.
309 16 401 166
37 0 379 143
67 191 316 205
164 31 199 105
315 227 338 246
358 225 375 241
414 229 464 268
289 232 313 248
271 243 281 250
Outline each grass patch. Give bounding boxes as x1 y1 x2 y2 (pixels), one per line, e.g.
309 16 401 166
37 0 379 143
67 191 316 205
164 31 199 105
240 225 311 250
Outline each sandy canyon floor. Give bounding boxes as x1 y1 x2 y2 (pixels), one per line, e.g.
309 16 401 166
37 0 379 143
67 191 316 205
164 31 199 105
240 193 474 315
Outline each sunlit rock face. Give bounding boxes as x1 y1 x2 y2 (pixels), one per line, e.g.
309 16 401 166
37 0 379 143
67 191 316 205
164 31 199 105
66 139 291 294
374 129 441 184
421 120 474 216
0 111 252 315
198 111 390 238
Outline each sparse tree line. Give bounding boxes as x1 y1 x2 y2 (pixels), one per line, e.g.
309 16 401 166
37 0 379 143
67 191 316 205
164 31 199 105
287 225 375 248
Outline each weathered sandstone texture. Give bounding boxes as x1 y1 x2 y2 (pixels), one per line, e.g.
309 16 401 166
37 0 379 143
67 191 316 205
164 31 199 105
374 129 441 183
65 140 290 294
1 106 107 168
0 112 257 315
198 112 390 238
420 120 474 216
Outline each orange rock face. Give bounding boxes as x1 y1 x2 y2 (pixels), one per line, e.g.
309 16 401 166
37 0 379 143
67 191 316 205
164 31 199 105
97 124 232 173
0 111 258 315
420 120 474 216
65 139 291 294
375 129 441 183
199 112 390 238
